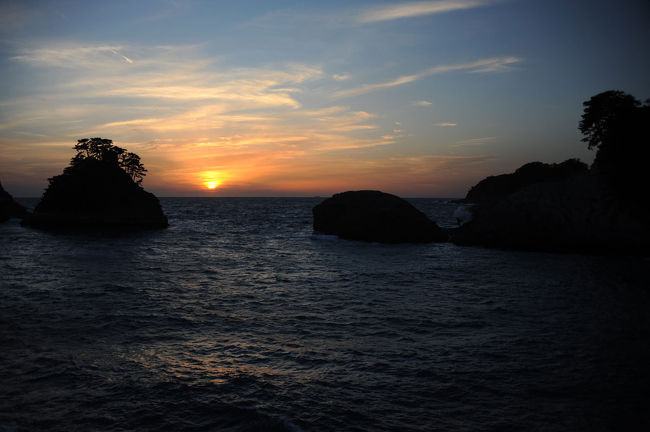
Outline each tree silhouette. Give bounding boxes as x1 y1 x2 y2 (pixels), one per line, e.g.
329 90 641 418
579 91 640 149
579 90 650 206
70 138 147 185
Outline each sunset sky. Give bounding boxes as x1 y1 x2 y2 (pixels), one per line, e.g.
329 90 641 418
1 0 649 197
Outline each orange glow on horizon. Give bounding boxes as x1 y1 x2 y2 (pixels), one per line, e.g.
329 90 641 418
201 170 225 190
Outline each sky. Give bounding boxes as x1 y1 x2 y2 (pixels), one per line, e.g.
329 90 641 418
1 0 649 197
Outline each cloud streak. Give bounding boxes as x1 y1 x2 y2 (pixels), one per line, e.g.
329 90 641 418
11 45 138 68
334 56 521 97
359 0 490 23
3 42 395 194
3 39 508 196
453 136 497 146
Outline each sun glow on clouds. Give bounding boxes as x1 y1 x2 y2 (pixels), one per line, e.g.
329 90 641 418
334 57 521 97
2 38 520 196
359 0 491 23
2 0 644 198
202 171 223 190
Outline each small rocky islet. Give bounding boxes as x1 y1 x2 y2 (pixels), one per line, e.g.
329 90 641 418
312 190 446 243
17 138 168 231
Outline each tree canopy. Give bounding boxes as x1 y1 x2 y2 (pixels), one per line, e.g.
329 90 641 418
579 90 641 151
579 90 650 204
70 138 147 185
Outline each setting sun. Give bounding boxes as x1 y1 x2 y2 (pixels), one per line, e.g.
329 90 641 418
201 171 224 190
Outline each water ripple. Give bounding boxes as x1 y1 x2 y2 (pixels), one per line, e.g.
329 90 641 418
1 198 649 431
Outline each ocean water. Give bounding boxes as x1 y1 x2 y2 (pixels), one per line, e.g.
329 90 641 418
1 197 649 432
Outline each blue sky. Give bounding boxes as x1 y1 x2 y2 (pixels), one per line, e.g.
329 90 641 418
1 0 649 196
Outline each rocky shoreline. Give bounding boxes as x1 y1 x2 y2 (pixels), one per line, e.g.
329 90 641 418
449 171 649 254
311 159 649 254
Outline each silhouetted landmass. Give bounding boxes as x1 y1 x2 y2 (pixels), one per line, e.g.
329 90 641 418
450 90 650 254
463 159 588 204
22 138 168 231
0 181 27 222
313 190 446 243
452 172 650 253
579 90 650 214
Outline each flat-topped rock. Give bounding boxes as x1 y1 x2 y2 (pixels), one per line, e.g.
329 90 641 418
313 190 446 243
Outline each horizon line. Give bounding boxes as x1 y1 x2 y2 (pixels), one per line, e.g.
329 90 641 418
15 195 463 200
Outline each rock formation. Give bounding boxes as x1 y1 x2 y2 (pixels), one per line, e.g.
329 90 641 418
451 91 650 254
22 157 168 231
0 181 27 222
313 190 446 243
451 171 650 254
463 159 588 204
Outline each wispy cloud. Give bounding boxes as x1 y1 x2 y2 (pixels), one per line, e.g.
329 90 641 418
110 49 134 64
453 136 496 146
334 56 521 97
3 42 391 194
359 0 491 24
332 73 351 81
2 39 507 196
435 122 457 127
413 100 433 106
11 45 138 68
9 44 324 111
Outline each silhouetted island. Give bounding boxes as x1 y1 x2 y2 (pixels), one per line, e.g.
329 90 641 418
0 181 27 222
450 90 650 254
22 138 168 231
313 190 446 243
450 166 650 253
462 159 588 205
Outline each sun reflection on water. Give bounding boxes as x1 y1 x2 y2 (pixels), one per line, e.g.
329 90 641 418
126 345 299 386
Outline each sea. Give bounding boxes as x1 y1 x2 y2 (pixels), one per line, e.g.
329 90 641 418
1 197 649 432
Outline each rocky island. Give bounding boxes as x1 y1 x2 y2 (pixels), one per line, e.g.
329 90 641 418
22 138 168 231
313 190 446 243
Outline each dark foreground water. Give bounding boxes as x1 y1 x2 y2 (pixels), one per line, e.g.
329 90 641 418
1 198 649 431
